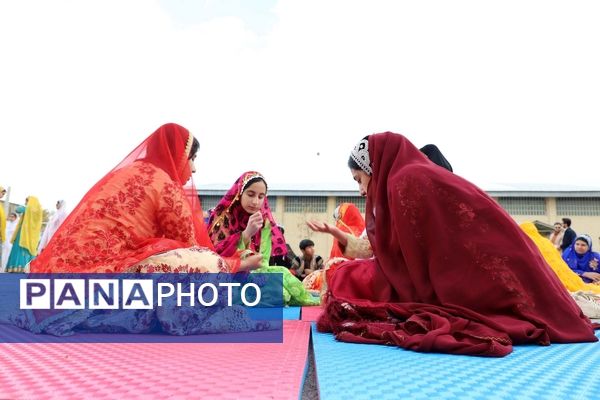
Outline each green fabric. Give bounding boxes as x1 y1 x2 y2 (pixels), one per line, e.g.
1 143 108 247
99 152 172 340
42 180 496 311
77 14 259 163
237 234 246 251
251 221 319 306
237 222 272 268
251 265 319 306
259 221 272 268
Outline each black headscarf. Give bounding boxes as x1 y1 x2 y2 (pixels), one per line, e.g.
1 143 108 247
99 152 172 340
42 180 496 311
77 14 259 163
419 144 453 172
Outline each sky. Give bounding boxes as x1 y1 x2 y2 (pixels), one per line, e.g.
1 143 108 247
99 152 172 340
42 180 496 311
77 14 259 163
1 0 599 211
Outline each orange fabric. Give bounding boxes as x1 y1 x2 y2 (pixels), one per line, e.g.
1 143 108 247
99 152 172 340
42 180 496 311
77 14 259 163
330 203 365 259
520 222 600 294
31 123 219 273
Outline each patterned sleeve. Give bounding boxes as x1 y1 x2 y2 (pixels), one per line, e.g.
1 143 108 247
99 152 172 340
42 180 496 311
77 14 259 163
213 232 244 257
156 182 196 246
342 234 374 259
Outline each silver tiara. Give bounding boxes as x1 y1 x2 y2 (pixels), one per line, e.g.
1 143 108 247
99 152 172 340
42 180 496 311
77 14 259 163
350 139 372 175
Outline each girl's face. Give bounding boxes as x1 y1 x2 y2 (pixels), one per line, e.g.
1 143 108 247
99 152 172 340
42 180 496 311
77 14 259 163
241 180 267 214
350 168 371 197
574 239 590 255
189 153 197 175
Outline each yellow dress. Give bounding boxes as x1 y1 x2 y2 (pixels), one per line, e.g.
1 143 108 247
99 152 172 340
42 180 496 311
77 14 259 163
520 222 600 294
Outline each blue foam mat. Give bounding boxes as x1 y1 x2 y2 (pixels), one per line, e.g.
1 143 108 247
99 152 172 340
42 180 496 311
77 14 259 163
243 306 300 321
312 325 600 400
283 307 301 320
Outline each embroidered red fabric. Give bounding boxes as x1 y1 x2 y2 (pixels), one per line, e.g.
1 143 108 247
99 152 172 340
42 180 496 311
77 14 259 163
31 123 217 273
318 132 596 356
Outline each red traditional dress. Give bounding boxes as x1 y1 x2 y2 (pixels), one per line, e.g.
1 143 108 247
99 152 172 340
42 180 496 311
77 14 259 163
318 132 596 356
31 123 237 274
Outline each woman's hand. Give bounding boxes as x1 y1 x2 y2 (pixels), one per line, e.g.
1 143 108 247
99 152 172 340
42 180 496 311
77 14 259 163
239 254 263 272
582 271 600 282
307 220 349 247
307 220 334 234
243 212 263 244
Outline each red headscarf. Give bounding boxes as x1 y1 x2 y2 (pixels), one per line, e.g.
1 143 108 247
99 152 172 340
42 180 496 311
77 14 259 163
319 132 596 356
208 171 287 258
330 203 365 259
31 123 214 273
142 123 213 248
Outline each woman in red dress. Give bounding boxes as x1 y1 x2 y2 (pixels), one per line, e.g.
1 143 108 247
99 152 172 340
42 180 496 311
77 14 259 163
308 132 596 356
31 123 259 274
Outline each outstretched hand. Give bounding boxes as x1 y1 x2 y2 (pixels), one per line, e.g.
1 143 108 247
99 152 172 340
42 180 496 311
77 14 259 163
307 220 349 247
306 220 334 234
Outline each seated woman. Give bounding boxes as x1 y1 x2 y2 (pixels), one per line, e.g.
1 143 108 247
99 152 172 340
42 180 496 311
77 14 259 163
419 144 453 172
562 234 600 284
521 223 600 294
19 123 266 336
6 196 43 273
31 124 260 275
307 144 455 293
520 223 600 318
208 171 319 306
302 203 366 294
308 133 596 357
329 203 366 259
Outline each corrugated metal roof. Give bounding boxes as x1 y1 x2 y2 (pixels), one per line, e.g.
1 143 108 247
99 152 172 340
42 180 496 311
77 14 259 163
197 182 600 197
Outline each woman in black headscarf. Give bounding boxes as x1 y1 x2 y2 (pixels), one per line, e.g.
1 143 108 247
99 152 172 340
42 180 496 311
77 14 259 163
420 144 453 172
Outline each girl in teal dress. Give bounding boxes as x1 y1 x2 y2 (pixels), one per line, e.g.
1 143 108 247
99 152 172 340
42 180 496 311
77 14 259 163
6 196 43 273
